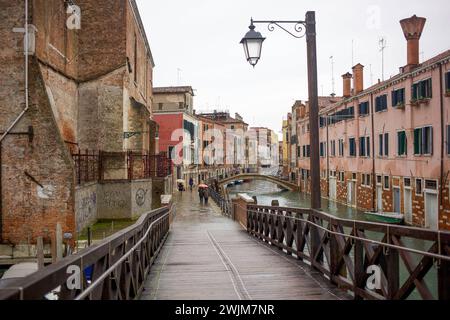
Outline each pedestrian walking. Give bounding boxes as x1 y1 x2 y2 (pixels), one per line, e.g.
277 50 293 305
203 188 209 204
198 187 204 204
189 177 194 192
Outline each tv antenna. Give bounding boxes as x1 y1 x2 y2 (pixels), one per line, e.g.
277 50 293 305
330 56 335 96
379 37 387 81
177 68 182 85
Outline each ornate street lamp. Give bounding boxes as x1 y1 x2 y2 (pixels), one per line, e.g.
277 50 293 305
240 19 265 67
240 12 321 211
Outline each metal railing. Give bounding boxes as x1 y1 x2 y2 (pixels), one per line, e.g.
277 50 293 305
209 188 232 218
246 205 450 300
0 206 171 300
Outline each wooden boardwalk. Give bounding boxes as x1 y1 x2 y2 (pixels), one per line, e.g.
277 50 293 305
141 191 349 300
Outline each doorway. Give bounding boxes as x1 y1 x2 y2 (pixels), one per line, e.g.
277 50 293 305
377 185 383 212
424 191 438 230
329 177 337 201
404 188 412 224
347 181 356 207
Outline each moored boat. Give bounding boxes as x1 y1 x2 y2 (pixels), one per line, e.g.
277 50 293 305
365 211 404 224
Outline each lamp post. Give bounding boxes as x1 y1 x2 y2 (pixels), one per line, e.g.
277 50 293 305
240 11 321 210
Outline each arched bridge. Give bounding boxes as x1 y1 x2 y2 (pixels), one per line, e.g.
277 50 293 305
219 174 299 191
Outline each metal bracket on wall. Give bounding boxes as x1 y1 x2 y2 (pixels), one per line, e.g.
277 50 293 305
0 126 34 143
24 171 44 188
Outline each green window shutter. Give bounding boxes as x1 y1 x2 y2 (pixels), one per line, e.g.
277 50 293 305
447 125 450 155
414 128 421 155
429 126 433 155
427 79 432 98
384 133 389 156
367 137 371 157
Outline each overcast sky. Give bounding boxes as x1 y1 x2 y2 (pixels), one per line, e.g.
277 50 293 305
136 0 450 137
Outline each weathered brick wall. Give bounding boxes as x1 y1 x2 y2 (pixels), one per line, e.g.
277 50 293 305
77 0 127 81
1 58 75 244
78 68 126 152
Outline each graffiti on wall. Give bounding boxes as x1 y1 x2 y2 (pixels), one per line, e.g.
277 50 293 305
103 190 127 209
76 191 97 231
135 188 148 207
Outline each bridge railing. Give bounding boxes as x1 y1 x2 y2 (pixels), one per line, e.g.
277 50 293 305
247 205 450 300
209 187 232 218
0 206 171 300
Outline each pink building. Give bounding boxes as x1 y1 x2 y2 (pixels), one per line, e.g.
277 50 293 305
295 15 450 230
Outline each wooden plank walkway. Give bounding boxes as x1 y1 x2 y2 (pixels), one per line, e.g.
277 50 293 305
141 191 350 300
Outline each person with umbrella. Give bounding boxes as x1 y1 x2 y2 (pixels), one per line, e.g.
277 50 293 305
198 183 208 205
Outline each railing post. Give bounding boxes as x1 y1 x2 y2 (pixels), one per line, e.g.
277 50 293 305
309 210 322 270
438 251 450 300
353 228 365 300
329 221 338 284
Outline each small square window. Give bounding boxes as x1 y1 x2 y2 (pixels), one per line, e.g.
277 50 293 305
377 175 382 185
404 178 411 188
352 173 357 180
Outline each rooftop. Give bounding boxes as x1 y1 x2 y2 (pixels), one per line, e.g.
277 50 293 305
153 86 195 95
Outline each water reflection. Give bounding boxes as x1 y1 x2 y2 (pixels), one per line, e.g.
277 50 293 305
227 179 438 299
227 180 368 221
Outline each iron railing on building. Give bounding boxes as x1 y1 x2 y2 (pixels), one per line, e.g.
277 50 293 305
73 150 172 185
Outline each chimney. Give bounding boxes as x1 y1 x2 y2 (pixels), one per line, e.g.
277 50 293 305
342 72 352 98
352 64 364 94
400 15 426 71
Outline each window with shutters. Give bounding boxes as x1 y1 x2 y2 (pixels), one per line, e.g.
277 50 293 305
320 142 326 157
392 88 405 108
447 125 450 155
375 94 388 112
412 78 432 101
397 131 407 156
338 139 344 157
349 138 356 157
330 140 336 157
358 101 369 116
446 72 450 93
359 136 370 157
378 133 389 157
414 126 433 156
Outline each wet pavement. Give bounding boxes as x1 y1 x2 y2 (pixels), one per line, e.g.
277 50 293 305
140 189 349 300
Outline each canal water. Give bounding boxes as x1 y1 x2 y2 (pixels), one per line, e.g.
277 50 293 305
227 180 438 300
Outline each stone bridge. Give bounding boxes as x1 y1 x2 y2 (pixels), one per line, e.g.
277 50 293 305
219 174 299 191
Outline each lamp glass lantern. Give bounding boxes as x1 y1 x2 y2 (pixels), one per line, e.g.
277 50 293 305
240 22 265 67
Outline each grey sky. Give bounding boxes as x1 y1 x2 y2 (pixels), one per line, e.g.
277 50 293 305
136 0 450 137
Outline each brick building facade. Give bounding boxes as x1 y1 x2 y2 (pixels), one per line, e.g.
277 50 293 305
0 0 156 245
284 15 450 231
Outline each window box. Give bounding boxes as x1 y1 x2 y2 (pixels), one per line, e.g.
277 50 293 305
392 102 405 109
417 97 431 105
410 99 419 106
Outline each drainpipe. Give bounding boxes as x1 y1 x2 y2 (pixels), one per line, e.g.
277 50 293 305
439 64 445 211
0 0 30 241
370 93 376 211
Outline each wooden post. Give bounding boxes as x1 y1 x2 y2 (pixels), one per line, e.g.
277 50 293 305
36 236 44 269
87 227 92 246
353 229 365 300
438 256 450 300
